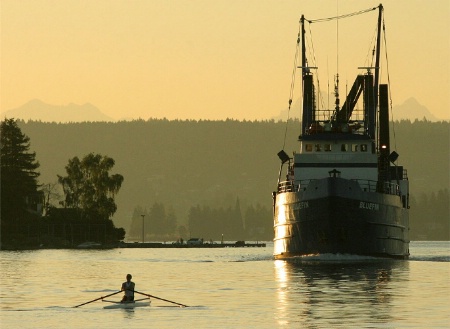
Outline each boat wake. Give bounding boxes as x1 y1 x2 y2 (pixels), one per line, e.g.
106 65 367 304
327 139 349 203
82 289 117 293
281 253 450 263
4 306 68 312
409 255 450 262
283 253 384 263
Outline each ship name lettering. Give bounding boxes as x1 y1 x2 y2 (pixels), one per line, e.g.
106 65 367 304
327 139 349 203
359 202 379 211
294 201 309 210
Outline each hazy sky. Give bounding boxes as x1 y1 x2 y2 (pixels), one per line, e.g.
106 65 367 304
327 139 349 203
1 0 449 121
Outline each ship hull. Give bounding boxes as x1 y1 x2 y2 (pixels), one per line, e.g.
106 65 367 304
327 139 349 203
273 177 409 259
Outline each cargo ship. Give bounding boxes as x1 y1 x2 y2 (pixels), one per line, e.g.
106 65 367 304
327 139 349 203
273 4 410 259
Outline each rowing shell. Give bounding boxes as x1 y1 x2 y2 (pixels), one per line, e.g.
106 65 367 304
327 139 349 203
102 298 151 309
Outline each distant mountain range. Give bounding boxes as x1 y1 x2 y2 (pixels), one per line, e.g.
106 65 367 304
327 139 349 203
274 97 443 122
2 99 114 123
393 98 440 122
1 97 444 123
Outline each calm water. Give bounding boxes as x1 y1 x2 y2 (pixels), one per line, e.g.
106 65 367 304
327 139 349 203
0 241 449 328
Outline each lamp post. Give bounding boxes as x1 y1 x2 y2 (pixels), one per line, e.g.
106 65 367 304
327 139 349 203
141 215 145 243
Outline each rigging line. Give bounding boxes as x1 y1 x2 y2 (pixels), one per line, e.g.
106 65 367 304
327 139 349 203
363 24 378 69
327 57 330 113
382 18 398 153
306 24 317 71
306 24 325 111
370 37 375 68
289 31 301 104
282 23 301 150
305 6 377 24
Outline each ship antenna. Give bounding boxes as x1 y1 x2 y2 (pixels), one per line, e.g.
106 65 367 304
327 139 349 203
335 1 340 113
335 74 340 113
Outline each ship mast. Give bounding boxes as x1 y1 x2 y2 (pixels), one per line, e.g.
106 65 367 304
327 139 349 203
372 4 383 139
300 14 308 135
300 14 316 135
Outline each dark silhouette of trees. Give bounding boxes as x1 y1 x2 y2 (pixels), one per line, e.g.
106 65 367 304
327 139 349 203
40 182 62 216
165 206 178 236
43 208 125 246
149 202 166 237
186 200 269 241
1 118 42 242
128 203 178 241
127 199 272 242
128 206 148 241
244 203 273 240
57 153 124 221
0 119 127 249
409 189 449 240
44 153 127 245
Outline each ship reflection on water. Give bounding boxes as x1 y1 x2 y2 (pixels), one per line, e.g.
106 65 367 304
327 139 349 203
274 257 409 327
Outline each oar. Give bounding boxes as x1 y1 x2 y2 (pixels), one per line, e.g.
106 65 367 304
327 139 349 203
74 290 122 308
132 290 188 307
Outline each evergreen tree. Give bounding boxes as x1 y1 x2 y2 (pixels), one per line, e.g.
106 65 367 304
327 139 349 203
1 118 41 223
177 225 188 240
244 203 272 240
149 202 166 236
165 206 178 236
128 206 148 240
244 205 257 238
187 205 199 237
232 198 244 239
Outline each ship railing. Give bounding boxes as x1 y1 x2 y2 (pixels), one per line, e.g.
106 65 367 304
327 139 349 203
383 181 401 196
278 178 402 196
353 179 401 196
277 179 314 193
277 180 297 193
353 179 378 192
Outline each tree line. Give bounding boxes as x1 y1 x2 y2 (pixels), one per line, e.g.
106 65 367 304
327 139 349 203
2 117 449 249
127 200 272 242
409 189 449 240
16 118 449 235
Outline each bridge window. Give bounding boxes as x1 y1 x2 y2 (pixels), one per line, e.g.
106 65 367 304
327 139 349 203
361 144 368 152
315 144 321 152
324 144 331 152
341 144 349 152
305 144 313 152
352 144 359 152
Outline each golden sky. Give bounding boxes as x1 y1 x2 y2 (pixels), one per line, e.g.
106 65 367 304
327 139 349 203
1 0 449 121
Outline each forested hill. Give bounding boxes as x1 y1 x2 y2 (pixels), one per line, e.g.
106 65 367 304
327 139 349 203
17 119 449 238
18 119 298 229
